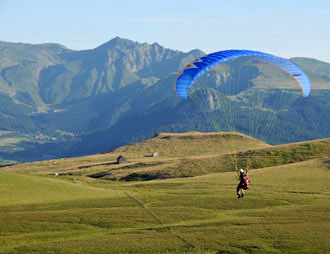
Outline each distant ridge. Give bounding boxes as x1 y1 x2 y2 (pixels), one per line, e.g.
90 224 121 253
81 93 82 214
0 37 329 164
2 131 330 182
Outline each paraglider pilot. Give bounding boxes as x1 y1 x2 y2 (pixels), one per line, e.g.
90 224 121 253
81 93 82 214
237 168 250 198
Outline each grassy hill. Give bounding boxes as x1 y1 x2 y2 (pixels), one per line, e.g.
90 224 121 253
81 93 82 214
1 132 330 254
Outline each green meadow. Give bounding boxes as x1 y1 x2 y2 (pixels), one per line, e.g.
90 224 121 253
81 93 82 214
0 132 329 254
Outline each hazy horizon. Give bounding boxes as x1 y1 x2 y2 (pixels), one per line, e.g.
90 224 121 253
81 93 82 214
1 0 330 62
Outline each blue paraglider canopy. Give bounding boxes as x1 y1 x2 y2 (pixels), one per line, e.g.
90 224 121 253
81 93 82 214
175 50 311 99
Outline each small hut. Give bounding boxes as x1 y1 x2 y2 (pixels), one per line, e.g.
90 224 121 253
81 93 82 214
152 152 159 157
117 155 128 164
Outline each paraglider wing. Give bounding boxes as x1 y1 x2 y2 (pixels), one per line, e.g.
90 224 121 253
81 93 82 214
175 50 311 99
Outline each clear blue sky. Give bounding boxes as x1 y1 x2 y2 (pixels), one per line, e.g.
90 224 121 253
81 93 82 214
1 0 330 62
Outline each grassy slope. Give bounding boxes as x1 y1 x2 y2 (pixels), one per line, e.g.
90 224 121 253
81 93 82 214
0 132 330 254
0 172 122 207
2 132 270 179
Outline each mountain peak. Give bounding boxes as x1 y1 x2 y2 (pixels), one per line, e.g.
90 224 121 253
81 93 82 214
96 37 138 50
95 37 175 54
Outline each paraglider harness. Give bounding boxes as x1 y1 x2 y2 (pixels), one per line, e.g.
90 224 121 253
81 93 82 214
237 170 250 189
240 173 250 189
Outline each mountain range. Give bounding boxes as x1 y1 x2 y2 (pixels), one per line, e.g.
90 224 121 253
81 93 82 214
0 37 329 164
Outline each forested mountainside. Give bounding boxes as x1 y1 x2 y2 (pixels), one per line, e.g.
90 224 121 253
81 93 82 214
0 37 329 164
